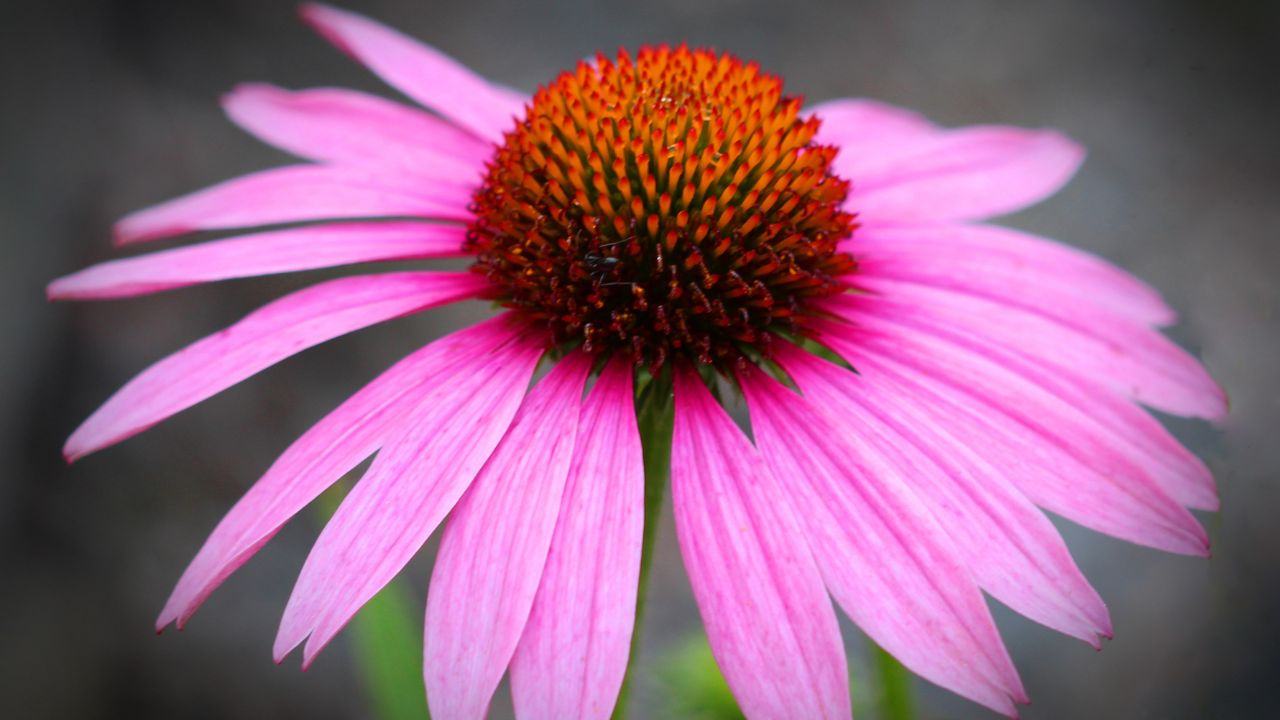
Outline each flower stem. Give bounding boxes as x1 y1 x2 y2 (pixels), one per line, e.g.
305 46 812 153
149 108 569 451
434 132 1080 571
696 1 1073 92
315 483 430 720
872 643 915 720
613 372 675 719
348 580 430 720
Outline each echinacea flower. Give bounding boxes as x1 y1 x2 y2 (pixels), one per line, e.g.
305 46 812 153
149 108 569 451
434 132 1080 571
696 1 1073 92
52 4 1226 719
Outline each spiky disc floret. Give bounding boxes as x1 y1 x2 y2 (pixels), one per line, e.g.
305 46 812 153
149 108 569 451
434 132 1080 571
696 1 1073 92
467 45 856 369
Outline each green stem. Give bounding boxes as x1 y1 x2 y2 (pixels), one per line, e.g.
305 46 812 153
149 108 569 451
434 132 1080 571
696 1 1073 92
613 372 675 719
872 643 915 720
349 581 430 720
315 484 430 720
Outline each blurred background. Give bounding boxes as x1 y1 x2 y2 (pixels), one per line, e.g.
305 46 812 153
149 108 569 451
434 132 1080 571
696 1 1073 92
3 0 1277 717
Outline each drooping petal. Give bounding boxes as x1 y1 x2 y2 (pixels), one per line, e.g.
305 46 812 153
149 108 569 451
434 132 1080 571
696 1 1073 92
740 367 1025 716
114 164 474 245
671 369 851 720
847 126 1084 223
274 332 545 666
510 357 643 720
813 317 1210 555
838 285 1218 509
223 83 490 176
300 3 524 142
49 221 468 300
838 274 1224 420
64 271 488 461
156 314 525 630
807 98 938 169
775 344 1112 645
844 221 1176 326
423 352 591 720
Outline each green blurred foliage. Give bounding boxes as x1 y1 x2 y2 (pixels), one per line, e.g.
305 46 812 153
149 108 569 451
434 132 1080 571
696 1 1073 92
656 635 746 720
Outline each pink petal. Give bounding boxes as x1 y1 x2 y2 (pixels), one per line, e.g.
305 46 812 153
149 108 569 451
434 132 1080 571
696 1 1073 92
114 164 474 245
740 366 1025 716
300 3 524 142
223 83 490 176
848 126 1084 223
807 98 938 169
671 369 851 720
156 314 525 630
844 221 1176 326
510 357 643 720
64 272 488 461
776 344 1112 645
49 221 469 300
813 317 1210 556
840 284 1217 509
274 333 546 666
423 352 592 719
844 274 1224 420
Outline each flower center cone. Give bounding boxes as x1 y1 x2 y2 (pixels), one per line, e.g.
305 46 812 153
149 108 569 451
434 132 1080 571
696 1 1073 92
467 46 858 370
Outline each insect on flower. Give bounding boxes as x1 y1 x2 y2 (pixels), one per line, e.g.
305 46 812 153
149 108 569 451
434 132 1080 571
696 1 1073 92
582 237 632 286
52 4 1225 719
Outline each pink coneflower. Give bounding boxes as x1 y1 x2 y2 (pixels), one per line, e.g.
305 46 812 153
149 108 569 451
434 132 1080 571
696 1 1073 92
52 4 1225 718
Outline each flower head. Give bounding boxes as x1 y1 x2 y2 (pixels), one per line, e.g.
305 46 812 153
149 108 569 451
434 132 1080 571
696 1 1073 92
52 4 1225 719
468 46 855 368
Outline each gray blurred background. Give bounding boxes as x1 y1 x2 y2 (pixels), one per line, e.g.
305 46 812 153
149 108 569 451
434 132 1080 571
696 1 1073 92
3 0 1277 718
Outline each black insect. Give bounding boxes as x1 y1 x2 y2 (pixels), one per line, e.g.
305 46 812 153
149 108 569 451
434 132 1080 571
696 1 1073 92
583 238 633 287
584 253 622 284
